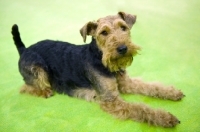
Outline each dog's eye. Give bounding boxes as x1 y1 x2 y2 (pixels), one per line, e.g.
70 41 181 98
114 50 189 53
121 26 127 31
101 30 108 36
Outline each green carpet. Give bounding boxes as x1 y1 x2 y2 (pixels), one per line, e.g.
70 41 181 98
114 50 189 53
1 0 200 131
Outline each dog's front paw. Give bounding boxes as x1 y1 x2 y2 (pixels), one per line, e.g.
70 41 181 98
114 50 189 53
135 104 181 127
154 111 180 127
167 86 185 101
173 90 185 101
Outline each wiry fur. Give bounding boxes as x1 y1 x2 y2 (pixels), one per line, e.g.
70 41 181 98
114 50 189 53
100 97 180 127
117 72 184 101
11 12 184 128
80 13 140 72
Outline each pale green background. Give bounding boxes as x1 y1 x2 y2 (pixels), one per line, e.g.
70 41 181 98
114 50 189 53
0 0 200 132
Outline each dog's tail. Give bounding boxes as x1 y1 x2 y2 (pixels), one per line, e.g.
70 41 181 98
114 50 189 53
11 24 26 55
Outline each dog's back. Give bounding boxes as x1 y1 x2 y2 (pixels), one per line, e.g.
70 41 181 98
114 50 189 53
27 40 94 92
11 25 99 97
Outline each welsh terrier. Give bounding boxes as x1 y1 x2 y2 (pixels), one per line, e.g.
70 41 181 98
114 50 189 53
11 12 184 127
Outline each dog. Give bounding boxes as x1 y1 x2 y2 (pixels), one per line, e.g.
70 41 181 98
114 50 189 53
11 12 184 127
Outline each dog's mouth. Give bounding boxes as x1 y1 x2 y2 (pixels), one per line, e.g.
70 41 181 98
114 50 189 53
111 45 140 72
101 41 141 72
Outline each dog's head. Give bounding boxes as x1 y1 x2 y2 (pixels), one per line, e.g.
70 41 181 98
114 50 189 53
80 12 141 72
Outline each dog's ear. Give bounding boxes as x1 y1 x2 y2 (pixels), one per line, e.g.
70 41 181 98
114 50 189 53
80 22 98 43
118 12 137 29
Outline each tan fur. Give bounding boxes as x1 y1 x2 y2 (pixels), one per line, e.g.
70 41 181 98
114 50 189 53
20 84 53 98
87 69 180 127
31 66 51 90
96 18 140 72
20 66 53 98
87 68 119 102
116 72 184 101
78 12 184 127
100 97 179 127
80 13 141 72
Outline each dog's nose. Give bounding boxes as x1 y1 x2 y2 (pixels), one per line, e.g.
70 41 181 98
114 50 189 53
117 45 127 54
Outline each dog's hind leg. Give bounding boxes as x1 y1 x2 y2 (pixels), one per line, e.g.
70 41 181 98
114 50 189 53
19 51 53 98
19 65 53 98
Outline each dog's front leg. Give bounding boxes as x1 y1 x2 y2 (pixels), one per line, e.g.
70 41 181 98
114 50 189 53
116 71 184 101
100 97 180 127
93 73 180 127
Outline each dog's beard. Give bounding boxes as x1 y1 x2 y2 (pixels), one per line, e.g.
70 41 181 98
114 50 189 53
102 45 140 72
102 56 133 72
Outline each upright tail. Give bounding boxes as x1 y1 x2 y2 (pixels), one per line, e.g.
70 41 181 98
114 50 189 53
11 24 26 55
